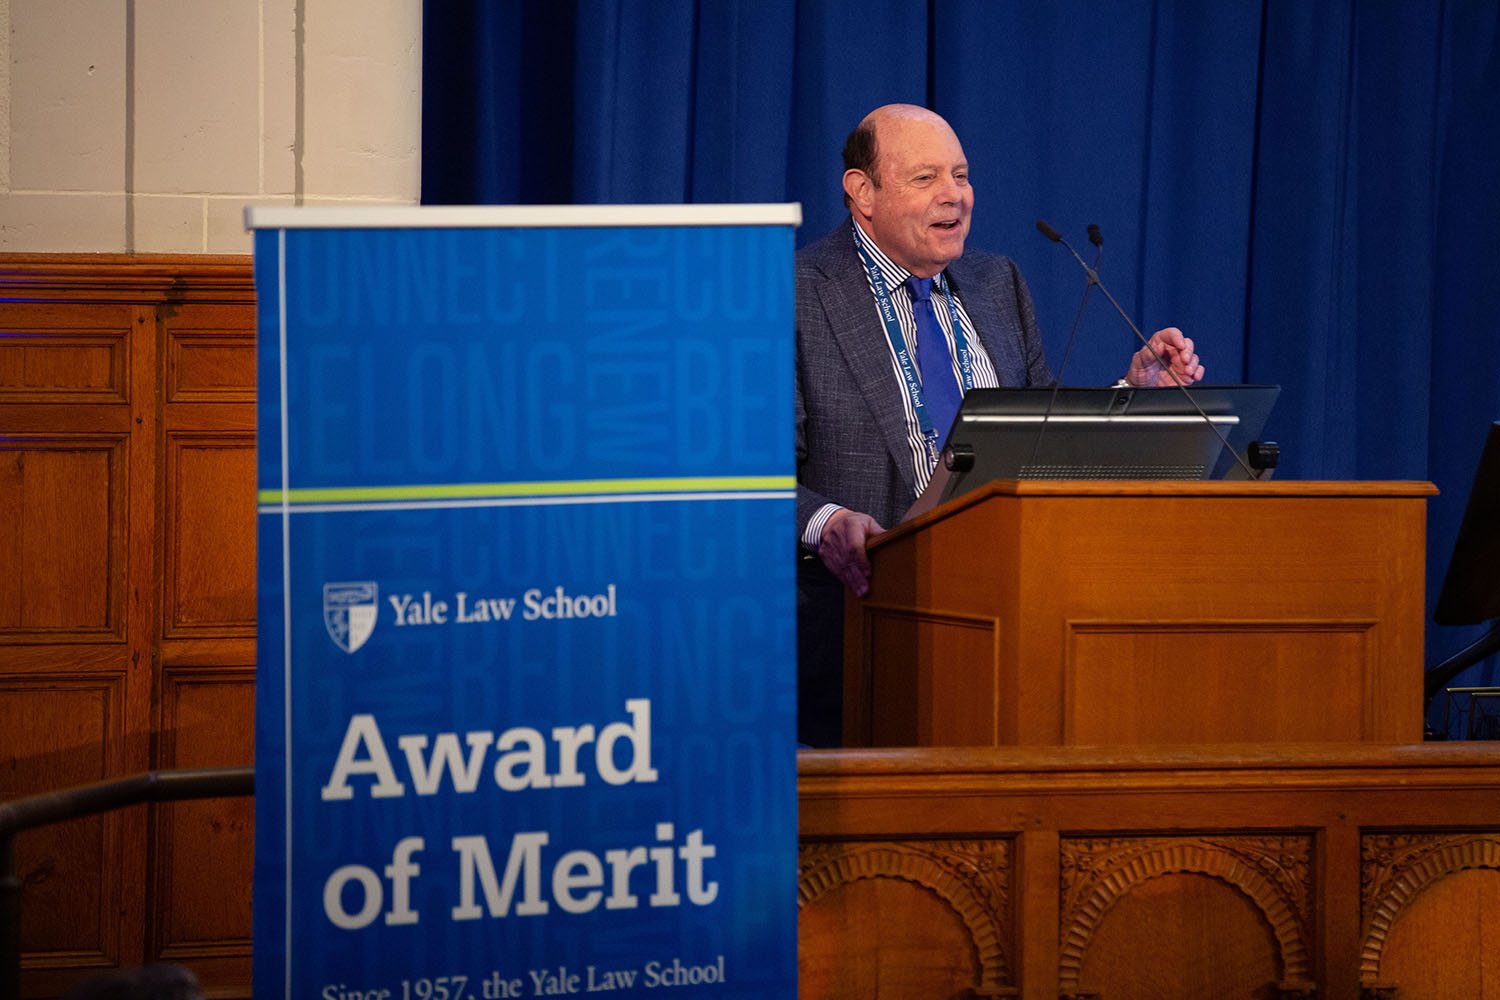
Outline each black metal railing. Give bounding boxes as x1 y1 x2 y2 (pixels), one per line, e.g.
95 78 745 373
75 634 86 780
0 766 254 1000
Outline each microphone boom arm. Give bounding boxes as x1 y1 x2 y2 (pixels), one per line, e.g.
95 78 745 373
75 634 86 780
1036 220 1261 481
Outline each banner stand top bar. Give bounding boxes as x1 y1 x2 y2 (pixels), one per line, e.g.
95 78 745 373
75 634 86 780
245 203 802 231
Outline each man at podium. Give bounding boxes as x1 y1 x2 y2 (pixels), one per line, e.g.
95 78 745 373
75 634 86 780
795 104 1207 746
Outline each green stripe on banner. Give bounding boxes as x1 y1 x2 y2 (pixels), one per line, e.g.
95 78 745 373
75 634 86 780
256 475 796 505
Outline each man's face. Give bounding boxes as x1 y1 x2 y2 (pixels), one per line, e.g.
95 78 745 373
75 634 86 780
865 115 972 278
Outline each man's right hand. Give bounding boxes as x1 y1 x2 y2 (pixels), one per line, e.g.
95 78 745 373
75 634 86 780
818 509 885 596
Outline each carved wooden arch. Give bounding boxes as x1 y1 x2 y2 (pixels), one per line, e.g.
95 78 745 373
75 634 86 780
1058 839 1313 989
798 840 1012 994
1360 833 1500 979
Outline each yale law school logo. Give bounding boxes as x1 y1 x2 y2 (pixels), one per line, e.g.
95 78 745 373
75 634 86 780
324 582 378 653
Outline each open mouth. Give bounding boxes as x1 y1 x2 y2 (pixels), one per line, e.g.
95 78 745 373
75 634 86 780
932 220 961 231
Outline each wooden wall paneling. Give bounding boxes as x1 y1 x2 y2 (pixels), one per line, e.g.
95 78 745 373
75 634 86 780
159 299 258 652
0 676 128 994
0 282 156 995
0 303 131 406
0 301 137 655
119 298 159 987
163 304 257 407
161 433 257 639
0 254 255 998
0 435 126 643
150 669 254 990
154 290 257 997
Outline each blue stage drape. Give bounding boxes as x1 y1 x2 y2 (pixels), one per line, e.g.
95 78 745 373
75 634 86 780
422 0 1500 724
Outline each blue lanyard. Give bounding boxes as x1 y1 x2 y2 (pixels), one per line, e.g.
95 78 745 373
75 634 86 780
853 234 976 459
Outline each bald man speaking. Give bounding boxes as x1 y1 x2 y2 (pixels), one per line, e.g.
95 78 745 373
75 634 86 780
795 104 1205 746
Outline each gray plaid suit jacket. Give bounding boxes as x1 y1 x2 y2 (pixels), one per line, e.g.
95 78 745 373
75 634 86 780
795 219 1053 536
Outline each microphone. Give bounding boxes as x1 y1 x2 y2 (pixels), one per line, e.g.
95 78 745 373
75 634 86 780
1048 223 1103 387
1036 219 1099 286
1028 223 1104 468
1035 220 1260 480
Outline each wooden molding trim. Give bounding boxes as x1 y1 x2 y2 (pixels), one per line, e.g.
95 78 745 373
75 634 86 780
797 743 1500 784
0 253 254 301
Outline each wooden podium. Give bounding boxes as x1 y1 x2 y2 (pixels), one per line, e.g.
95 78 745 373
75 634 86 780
805 480 1500 1000
842 480 1437 747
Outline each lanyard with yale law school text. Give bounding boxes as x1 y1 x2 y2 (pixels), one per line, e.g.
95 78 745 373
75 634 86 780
853 235 977 465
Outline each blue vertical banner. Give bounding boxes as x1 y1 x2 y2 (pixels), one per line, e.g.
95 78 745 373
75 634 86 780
247 205 800 999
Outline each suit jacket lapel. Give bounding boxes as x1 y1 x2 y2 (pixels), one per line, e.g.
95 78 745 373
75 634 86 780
808 227 921 498
945 259 1030 386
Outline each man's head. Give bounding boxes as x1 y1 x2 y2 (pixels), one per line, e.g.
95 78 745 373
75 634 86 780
841 104 972 279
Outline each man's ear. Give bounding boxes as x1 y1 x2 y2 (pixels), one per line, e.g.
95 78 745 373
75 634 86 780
843 169 875 215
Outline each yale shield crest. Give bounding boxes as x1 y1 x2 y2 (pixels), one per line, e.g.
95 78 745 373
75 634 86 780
323 582 378 653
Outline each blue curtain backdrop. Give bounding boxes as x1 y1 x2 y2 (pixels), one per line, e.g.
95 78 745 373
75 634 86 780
423 0 1500 728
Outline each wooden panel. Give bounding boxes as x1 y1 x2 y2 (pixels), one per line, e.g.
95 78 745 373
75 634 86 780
800 878 984 999
164 305 257 402
1078 873 1281 999
0 436 127 641
0 676 125 968
1375 868 1500 998
166 336 256 401
0 304 132 405
1361 832 1500 997
1060 835 1312 996
163 434 256 636
1066 623 1373 743
864 608 1003 746
800 839 1012 998
151 670 254 984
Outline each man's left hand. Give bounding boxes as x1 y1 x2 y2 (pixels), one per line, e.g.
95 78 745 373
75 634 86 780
1126 327 1205 387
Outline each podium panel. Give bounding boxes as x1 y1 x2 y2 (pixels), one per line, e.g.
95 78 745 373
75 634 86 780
844 480 1436 747
797 744 1500 1000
